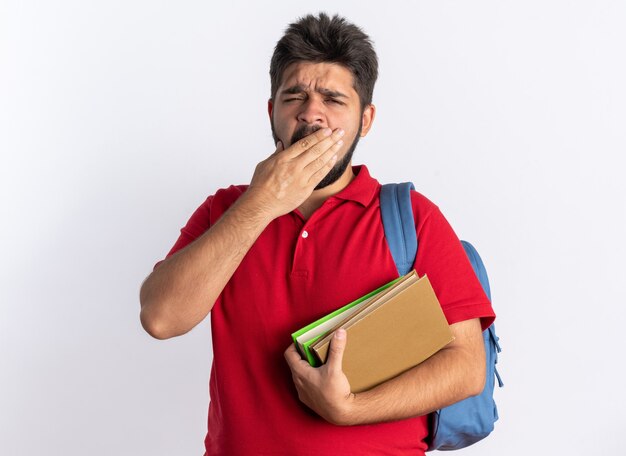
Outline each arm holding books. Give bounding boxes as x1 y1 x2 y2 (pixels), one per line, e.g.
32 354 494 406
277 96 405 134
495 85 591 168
283 317 485 426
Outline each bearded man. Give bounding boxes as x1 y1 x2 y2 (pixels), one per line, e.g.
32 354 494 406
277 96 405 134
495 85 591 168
140 12 495 455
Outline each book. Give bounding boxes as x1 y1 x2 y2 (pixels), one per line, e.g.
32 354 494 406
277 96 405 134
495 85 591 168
291 271 454 393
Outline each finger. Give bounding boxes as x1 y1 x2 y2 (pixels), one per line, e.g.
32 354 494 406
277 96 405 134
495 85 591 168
303 135 343 174
284 127 333 158
268 140 284 158
284 344 305 368
298 128 345 164
326 329 347 374
307 150 339 186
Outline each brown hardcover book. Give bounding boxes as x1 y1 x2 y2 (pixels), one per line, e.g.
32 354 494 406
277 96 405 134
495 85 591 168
311 271 454 393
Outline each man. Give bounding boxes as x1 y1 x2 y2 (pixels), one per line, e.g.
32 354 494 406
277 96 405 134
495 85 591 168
140 12 495 455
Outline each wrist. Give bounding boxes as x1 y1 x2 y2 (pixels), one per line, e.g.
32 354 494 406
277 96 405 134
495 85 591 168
331 392 360 426
233 189 276 226
241 186 282 222
341 389 384 426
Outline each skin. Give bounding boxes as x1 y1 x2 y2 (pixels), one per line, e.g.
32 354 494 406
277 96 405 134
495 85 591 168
140 60 485 427
284 322 485 426
268 61 375 217
139 62 367 339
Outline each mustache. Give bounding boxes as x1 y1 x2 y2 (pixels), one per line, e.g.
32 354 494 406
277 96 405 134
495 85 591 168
291 124 323 144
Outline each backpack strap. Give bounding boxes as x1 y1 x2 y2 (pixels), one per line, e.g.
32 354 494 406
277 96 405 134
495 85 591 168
460 240 492 300
380 182 502 450
379 183 417 276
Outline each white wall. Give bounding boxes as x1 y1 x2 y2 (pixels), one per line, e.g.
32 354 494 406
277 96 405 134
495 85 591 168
2 1 625 454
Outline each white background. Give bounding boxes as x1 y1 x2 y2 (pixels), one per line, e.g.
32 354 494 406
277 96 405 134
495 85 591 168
2 1 625 455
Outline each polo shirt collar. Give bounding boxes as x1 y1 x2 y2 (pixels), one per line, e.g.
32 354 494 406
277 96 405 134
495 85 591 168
329 165 379 207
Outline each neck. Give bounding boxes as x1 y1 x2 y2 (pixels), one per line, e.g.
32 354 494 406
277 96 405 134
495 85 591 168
298 165 356 219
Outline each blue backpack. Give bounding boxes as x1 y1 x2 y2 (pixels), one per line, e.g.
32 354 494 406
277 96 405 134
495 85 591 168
379 183 503 451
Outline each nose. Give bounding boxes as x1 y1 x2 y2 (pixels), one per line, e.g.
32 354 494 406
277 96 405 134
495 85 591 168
297 97 325 125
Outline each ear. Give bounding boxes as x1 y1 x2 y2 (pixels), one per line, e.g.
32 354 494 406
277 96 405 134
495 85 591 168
360 104 376 137
268 99 274 120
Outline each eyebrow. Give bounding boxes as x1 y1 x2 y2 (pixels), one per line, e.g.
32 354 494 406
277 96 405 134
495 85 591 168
280 84 349 99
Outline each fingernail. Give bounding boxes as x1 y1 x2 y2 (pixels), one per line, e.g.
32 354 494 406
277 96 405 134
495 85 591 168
338 129 345 137
335 329 346 340
323 128 332 136
336 139 344 146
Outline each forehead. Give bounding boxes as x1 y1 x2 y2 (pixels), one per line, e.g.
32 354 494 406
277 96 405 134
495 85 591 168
278 61 357 95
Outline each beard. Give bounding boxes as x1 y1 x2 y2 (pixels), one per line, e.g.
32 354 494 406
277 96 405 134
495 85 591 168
271 120 363 190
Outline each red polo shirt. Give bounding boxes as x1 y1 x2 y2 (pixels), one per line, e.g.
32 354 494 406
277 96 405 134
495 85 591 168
160 165 495 456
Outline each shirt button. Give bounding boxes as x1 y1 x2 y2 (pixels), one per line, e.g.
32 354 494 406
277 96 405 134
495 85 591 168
301 231 309 238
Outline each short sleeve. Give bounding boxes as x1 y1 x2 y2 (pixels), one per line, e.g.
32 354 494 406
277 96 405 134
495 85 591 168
153 185 248 270
411 192 495 330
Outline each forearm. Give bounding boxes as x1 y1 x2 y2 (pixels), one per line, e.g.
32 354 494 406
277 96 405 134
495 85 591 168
140 128 345 339
285 318 486 426
348 342 483 424
139 191 272 339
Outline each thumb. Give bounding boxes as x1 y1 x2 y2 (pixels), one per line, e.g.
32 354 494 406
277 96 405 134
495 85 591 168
326 329 347 373
270 140 284 158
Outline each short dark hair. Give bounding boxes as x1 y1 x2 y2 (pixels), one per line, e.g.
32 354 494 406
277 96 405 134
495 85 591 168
269 13 379 110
